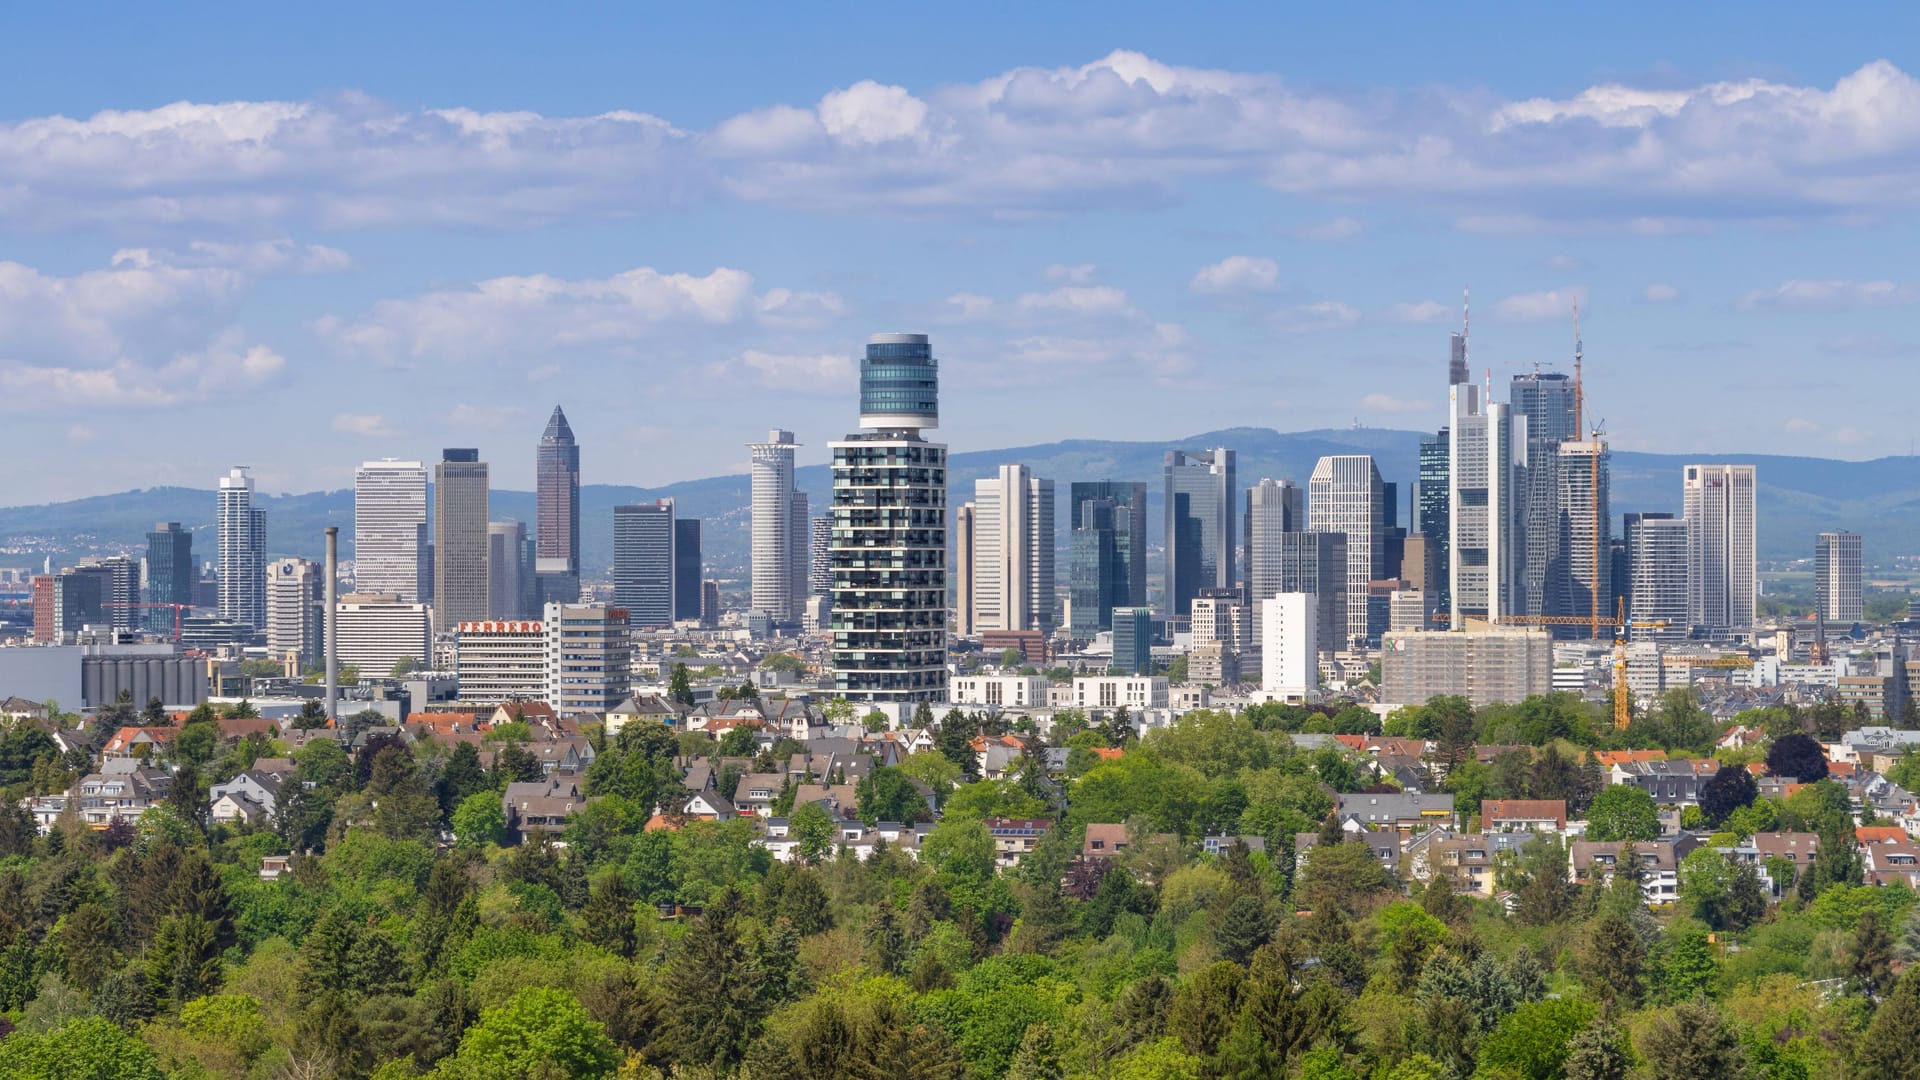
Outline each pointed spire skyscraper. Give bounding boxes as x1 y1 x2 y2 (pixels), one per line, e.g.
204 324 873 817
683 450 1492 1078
535 406 581 605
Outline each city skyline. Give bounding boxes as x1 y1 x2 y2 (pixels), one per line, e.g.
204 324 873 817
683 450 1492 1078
6 11 1920 503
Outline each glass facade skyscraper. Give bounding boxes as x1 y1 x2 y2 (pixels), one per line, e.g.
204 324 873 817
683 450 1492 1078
674 518 703 623
612 500 675 628
1164 448 1236 619
536 406 581 605
1415 432 1450 614
145 521 194 632
1067 481 1147 638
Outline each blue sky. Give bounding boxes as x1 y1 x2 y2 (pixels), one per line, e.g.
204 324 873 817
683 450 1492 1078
3 4 1919 501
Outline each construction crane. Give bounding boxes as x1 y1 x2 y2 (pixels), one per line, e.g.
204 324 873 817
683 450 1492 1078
103 601 192 642
1572 300 1606 641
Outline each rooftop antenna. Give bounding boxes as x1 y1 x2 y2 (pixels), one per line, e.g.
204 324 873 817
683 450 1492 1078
1463 285 1470 364
1573 298 1586 438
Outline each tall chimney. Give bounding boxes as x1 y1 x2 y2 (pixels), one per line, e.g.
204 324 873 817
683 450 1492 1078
324 526 339 721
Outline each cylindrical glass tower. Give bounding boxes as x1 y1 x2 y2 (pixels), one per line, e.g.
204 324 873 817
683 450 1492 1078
859 332 939 431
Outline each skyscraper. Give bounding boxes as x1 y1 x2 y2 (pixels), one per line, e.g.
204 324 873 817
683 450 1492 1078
612 500 675 628
1308 455 1384 649
674 518 703 623
1625 513 1689 642
266 557 323 667
145 522 194 633
1164 448 1236 618
967 464 1055 634
789 489 810 621
830 333 947 702
536 406 581 605
1415 431 1450 614
955 503 976 637
1067 481 1147 639
73 556 138 632
1554 440 1611 633
1448 381 1519 625
1816 530 1863 625
1682 464 1757 633
748 429 801 622
1243 477 1305 607
1111 607 1153 675
217 467 266 630
1510 371 1576 618
433 448 490 634
487 520 529 619
354 460 428 600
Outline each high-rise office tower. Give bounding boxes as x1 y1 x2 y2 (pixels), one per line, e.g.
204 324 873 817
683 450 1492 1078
1415 430 1451 613
145 522 194 632
1244 477 1305 607
1164 448 1236 618
1111 607 1153 675
266 557 323 667
72 556 138 632
1554 440 1611 632
487 520 529 619
536 406 581 604
1448 381 1519 625
1816 530 1863 625
700 580 720 628
1308 455 1384 649
1449 327 1470 388
788 490 810 620
748 429 801 622
968 464 1055 634
1510 371 1576 618
612 500 676 628
354 459 427 600
1682 464 1757 633
830 333 947 702
1067 481 1147 639
674 518 703 623
809 516 832 597
955 503 977 637
433 449 490 633
217 467 267 630
1625 513 1689 642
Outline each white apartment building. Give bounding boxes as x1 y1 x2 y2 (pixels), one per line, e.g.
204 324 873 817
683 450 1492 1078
949 675 1050 708
1683 464 1757 633
1260 592 1318 701
1073 675 1170 711
967 464 1055 634
545 602 632 715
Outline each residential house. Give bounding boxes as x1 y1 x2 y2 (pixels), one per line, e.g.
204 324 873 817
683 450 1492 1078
1481 799 1568 833
27 766 174 832
1335 792 1455 831
732 773 787 818
1570 836 1704 904
1609 759 1718 806
681 791 736 821
1864 842 1920 888
1083 823 1131 858
209 770 286 826
985 817 1053 868
503 774 589 842
1202 834 1266 857
102 726 177 758
791 783 861 821
604 693 693 737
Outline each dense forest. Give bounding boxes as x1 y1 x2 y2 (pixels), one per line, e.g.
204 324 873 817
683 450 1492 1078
0 690 1918 1079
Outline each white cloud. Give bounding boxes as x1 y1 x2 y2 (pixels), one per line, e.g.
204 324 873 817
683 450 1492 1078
447 403 526 426
944 293 995 319
1830 425 1871 446
1644 283 1679 302
331 413 391 436
816 81 928 144
1737 278 1919 312
11 56 1920 227
1360 392 1431 414
1016 284 1139 318
1191 255 1280 294
0 329 284 411
1295 217 1365 242
1274 300 1360 333
66 425 95 443
1389 300 1450 323
1493 287 1586 321
1044 263 1097 283
1785 417 1822 433
323 265 766 361
733 350 856 389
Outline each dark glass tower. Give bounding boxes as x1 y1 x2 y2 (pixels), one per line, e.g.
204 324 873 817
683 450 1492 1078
674 518 703 622
146 522 195 630
1416 431 1450 614
535 406 580 604
1164 449 1236 619
1067 480 1147 637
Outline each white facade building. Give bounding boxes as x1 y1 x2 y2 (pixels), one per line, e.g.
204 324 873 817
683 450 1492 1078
1308 455 1384 649
217 467 267 629
335 593 430 675
1683 464 1757 633
354 460 428 600
949 675 1050 708
1260 592 1317 700
1073 675 1170 711
265 558 322 668
968 464 1055 634
748 430 801 622
1817 531 1863 625
455 619 548 705
1448 382 1520 625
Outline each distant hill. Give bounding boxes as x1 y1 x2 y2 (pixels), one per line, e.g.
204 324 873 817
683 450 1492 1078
2 428 1914 575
